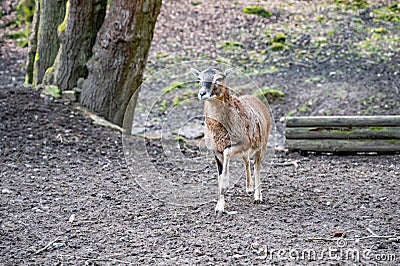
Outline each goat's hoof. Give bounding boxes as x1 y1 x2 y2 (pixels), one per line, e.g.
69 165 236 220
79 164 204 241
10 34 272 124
215 210 224 218
246 188 254 193
253 199 263 204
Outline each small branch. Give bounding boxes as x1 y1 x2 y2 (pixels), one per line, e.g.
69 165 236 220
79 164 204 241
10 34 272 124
34 237 60 255
308 234 399 243
273 160 299 167
358 235 400 241
60 254 136 265
307 237 337 242
366 227 378 236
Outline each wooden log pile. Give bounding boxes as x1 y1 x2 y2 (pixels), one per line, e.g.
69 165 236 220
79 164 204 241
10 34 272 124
285 116 400 154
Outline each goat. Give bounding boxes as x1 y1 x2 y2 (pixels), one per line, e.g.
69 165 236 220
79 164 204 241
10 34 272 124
191 67 271 216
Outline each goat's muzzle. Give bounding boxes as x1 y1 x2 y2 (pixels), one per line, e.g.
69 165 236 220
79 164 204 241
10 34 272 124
198 88 210 100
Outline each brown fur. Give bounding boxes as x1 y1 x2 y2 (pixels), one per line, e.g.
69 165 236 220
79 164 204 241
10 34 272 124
203 86 270 156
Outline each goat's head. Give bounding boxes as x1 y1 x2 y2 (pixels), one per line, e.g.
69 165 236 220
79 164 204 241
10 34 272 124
190 67 234 101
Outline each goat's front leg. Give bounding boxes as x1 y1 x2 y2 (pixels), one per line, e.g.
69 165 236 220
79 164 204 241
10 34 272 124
215 145 245 216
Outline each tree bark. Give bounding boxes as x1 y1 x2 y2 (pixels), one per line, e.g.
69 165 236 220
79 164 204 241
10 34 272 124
32 0 66 85
25 0 40 84
42 0 107 90
80 0 162 126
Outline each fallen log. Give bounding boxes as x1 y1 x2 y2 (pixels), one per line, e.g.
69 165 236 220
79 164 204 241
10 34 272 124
285 126 400 139
286 116 400 127
286 139 400 153
285 116 400 154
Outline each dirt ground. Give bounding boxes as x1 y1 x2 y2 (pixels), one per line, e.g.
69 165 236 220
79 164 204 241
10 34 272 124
1 0 400 265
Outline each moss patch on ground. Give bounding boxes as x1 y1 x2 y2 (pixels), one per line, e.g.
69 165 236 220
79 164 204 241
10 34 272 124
254 87 284 103
242 6 272 18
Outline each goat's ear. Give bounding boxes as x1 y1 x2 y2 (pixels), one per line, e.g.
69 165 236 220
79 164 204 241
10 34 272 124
224 68 234 77
190 68 201 78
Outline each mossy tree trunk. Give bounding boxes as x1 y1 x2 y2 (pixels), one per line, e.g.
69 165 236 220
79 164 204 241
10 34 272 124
80 0 162 127
31 0 67 85
25 0 40 84
42 0 107 89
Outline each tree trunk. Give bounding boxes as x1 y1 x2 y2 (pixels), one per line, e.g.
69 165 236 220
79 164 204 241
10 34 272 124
32 0 66 85
25 0 40 84
80 0 162 126
42 0 107 90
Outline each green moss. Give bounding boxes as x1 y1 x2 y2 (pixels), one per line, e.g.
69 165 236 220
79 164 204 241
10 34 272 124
334 0 369 10
58 0 69 33
315 15 326 23
272 32 287 44
156 53 169 58
42 85 61 98
355 33 400 56
172 96 182 107
4 27 30 47
270 42 285 51
298 105 308 112
174 135 186 142
44 66 54 75
305 76 325 83
158 100 170 112
369 126 384 131
373 27 387 34
34 50 40 63
361 95 377 105
315 36 328 46
242 6 272 18
162 81 185 94
215 57 231 64
327 28 336 37
265 66 280 74
218 40 242 50
254 87 284 102
16 0 35 25
372 3 400 22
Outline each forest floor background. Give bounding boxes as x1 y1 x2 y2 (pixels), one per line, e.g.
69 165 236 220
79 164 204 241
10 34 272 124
1 0 399 265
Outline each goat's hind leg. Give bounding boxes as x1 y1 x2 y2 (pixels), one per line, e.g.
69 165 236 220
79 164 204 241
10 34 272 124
253 149 265 203
243 155 253 192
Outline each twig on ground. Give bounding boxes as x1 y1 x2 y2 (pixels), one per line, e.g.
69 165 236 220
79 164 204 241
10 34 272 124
60 254 136 265
308 230 399 243
273 160 299 167
366 227 378 236
34 237 60 255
